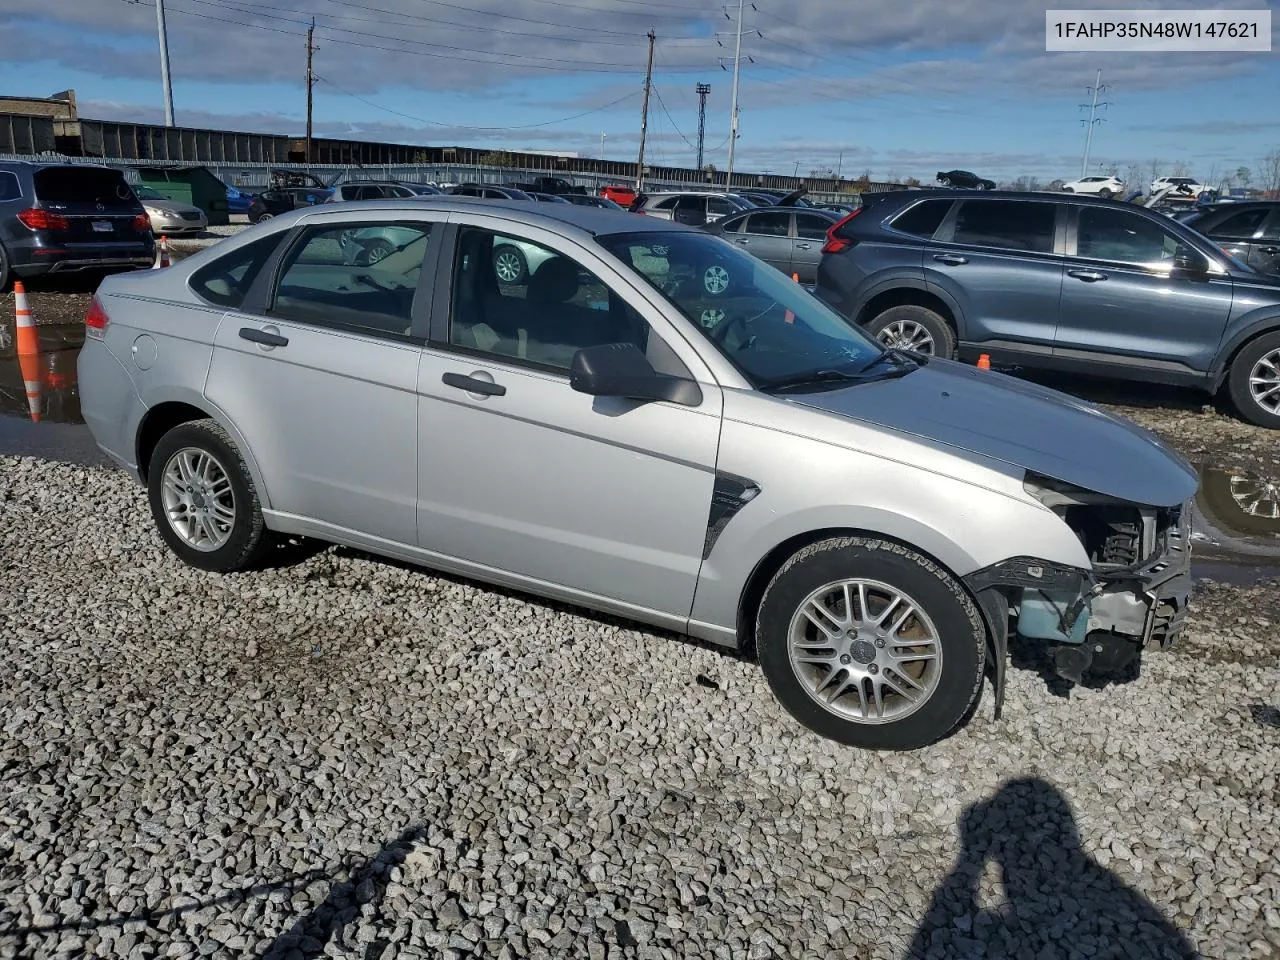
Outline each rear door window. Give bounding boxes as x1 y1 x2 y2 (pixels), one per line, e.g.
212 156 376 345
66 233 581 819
0 172 21 202
949 199 1056 253
795 214 833 240
268 223 434 338
33 167 134 206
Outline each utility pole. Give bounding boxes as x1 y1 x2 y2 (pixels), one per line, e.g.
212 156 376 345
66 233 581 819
695 82 711 171
305 18 317 164
724 0 745 189
837 149 843 180
155 0 175 126
636 29 655 192
600 132 606 161
1078 69 1110 178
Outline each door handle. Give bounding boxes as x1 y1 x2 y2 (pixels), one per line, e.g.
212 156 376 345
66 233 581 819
442 371 506 397
238 326 289 347
1068 269 1108 282
795 243 812 250
734 238 750 244
1259 246 1278 255
933 254 968 265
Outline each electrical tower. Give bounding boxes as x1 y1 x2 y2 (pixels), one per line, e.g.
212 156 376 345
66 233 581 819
1078 69 1111 179
695 83 711 170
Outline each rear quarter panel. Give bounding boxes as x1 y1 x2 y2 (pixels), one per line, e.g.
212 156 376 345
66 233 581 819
816 239 926 320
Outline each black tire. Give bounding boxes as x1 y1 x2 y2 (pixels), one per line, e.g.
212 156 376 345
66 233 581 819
147 418 273 572
756 537 986 750
0 242 11 292
1061 186 1074 193
1227 331 1280 429
358 238 394 266
865 303 956 358
493 244 528 284
1098 188 1113 199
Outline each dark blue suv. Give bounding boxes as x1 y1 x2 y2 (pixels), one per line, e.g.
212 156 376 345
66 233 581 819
0 161 155 290
815 189 1280 428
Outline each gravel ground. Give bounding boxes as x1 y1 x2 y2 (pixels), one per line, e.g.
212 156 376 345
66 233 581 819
1 454 1278 960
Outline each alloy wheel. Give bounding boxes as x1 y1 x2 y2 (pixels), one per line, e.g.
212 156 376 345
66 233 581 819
160 447 236 552
877 319 936 354
494 249 524 284
1248 348 1280 414
787 578 943 724
1229 473 1280 519
703 264 730 295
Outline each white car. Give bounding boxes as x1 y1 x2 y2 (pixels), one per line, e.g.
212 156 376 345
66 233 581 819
1060 175 1125 198
1150 176 1209 199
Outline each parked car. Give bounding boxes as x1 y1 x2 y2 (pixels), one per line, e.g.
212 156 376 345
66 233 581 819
447 184 534 201
327 181 424 202
76 196 1198 750
632 191 754 226
1060 175 1125 199
248 187 332 223
812 201 860 215
1179 202 1280 277
707 206 841 284
527 191 572 204
600 184 637 207
510 176 587 196
225 185 256 215
562 194 625 211
131 184 208 236
815 189 1280 428
1150 176 1209 197
936 170 996 190
0 160 155 289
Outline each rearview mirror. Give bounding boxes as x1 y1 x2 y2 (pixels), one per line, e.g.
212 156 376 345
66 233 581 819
569 343 703 406
1172 245 1208 274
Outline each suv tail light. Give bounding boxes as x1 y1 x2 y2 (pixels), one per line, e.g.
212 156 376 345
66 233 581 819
85 296 109 341
821 207 863 254
17 208 71 231
133 213 152 232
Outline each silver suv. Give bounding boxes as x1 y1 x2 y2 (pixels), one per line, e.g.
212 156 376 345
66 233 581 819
77 197 1197 751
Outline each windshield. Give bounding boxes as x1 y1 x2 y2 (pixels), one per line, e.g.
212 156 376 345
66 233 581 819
134 185 166 200
596 230 888 388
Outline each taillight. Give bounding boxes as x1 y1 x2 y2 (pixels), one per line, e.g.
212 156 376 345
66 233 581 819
822 207 863 254
17 208 70 231
133 213 151 232
85 296 109 341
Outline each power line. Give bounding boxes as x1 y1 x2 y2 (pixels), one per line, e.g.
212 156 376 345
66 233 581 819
651 86 696 150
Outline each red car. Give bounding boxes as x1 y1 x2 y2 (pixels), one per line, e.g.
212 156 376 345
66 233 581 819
600 184 637 208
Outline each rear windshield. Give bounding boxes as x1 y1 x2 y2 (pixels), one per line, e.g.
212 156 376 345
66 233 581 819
34 167 135 205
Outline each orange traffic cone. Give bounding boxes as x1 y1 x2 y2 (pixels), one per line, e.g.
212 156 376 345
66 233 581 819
154 235 171 269
18 348 42 422
14 281 38 357
977 353 991 370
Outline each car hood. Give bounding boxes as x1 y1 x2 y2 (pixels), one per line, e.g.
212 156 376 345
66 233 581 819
785 357 1198 507
144 199 202 216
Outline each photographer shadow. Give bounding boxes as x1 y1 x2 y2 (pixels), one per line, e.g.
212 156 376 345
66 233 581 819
907 777 1199 959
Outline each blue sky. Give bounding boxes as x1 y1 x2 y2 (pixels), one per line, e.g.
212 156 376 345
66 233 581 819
0 0 1277 184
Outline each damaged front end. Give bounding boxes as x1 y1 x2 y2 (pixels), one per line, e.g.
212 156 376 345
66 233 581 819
967 471 1194 695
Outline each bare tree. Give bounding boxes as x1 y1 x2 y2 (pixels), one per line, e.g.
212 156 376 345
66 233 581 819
1261 150 1280 196
1125 163 1144 188
1204 163 1221 190
1171 160 1191 177
1147 158 1163 186
1235 165 1252 188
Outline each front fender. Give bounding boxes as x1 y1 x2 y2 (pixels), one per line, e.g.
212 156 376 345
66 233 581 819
1210 309 1280 388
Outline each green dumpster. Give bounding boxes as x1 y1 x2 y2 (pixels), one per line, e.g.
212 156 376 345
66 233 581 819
131 165 230 226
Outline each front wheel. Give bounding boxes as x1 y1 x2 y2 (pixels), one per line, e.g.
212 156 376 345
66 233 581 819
865 304 956 358
756 537 986 750
493 245 528 284
147 419 273 572
1227 331 1280 429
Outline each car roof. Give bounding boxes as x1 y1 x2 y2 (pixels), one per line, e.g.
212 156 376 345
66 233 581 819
869 188 1147 206
721 205 838 217
281 194 695 238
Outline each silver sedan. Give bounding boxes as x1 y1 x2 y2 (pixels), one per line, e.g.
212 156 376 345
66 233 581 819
133 185 208 236
77 197 1198 751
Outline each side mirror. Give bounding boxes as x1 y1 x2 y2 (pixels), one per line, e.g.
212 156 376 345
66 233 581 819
1173 245 1208 274
569 343 702 406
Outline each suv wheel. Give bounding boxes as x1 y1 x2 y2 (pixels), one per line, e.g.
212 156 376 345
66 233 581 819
1227 331 1280 429
493 245 529 284
147 419 273 572
865 304 955 358
1061 186 1074 193
0 242 10 292
1098 188 1113 199
756 537 986 750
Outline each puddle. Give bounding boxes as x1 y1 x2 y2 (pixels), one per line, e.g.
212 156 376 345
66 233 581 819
1190 464 1280 584
0 319 113 467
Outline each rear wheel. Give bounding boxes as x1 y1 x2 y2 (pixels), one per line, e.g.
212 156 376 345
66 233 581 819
0 242 11 292
1061 186 1074 193
1098 188 1113 199
147 419 273 572
493 245 528 284
865 304 956 358
1227 331 1280 429
756 537 986 750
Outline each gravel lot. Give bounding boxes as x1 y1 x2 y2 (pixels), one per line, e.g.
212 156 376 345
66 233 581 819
2 271 1280 958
